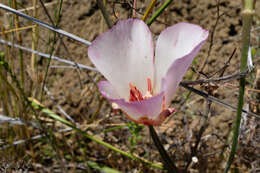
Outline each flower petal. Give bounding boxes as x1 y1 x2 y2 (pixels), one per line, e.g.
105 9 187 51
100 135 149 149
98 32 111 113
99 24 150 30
112 92 163 118
98 80 121 99
162 43 207 106
137 108 176 126
154 23 209 106
88 19 154 100
99 80 164 123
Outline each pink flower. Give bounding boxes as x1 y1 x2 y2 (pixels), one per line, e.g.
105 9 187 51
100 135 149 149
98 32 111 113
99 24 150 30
88 19 208 126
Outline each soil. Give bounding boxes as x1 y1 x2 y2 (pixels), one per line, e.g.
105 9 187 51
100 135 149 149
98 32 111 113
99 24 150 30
0 0 260 172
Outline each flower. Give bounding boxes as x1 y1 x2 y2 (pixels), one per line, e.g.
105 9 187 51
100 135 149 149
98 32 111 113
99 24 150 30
88 19 208 126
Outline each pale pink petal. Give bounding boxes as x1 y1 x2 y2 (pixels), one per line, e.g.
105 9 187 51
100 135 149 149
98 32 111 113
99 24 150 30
162 43 207 106
99 80 164 120
98 80 121 99
154 23 209 106
88 19 154 100
99 80 171 126
111 92 163 121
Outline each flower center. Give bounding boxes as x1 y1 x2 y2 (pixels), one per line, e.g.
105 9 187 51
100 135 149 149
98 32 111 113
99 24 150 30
129 78 153 102
128 78 166 111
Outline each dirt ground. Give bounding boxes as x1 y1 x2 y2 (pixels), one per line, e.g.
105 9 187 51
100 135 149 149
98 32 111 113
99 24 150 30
0 0 260 172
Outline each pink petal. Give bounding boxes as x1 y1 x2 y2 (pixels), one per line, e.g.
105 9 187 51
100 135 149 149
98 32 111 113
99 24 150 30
98 80 121 99
88 19 154 100
154 23 209 106
98 81 165 125
162 43 207 106
112 93 163 120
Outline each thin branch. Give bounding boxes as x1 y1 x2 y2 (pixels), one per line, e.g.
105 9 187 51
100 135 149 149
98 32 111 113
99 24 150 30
38 0 83 89
0 127 72 150
0 25 35 34
0 3 91 46
0 114 39 128
199 0 225 73
97 0 113 28
219 48 237 77
132 0 137 18
44 86 76 124
209 48 237 77
0 38 97 71
49 65 77 69
180 83 260 119
185 100 212 170
39 0 54 24
39 0 63 100
181 70 248 85
3 0 68 14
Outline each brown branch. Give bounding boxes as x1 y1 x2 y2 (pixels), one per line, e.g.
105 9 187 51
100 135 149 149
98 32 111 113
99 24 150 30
97 0 113 28
185 100 212 170
199 0 225 73
209 48 237 77
181 70 248 86
179 83 260 119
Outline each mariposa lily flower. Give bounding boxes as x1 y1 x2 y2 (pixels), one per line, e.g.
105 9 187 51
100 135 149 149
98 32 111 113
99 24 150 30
88 19 208 126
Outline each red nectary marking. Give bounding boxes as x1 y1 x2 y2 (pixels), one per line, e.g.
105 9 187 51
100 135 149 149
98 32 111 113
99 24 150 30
129 83 143 101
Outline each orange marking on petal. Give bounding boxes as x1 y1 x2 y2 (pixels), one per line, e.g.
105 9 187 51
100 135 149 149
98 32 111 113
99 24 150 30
140 108 176 126
123 108 176 126
123 113 163 126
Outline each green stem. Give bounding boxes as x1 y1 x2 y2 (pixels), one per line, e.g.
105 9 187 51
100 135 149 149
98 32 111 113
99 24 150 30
12 0 24 88
29 98 163 170
224 1 255 173
41 0 63 99
142 0 157 21
149 126 179 172
146 0 173 26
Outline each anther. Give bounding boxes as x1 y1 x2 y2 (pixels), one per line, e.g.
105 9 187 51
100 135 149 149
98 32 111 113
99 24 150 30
129 83 143 101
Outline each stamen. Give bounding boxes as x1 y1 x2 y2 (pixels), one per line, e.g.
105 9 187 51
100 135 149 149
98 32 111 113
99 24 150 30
162 95 166 110
129 78 153 102
129 83 143 101
147 78 152 94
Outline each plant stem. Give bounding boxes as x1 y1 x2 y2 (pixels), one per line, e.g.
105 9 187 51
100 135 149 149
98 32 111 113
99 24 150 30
31 0 39 77
12 0 24 88
97 0 112 28
149 126 179 172
142 0 157 21
146 0 173 26
223 1 255 173
40 0 63 99
28 98 163 170
132 0 137 18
